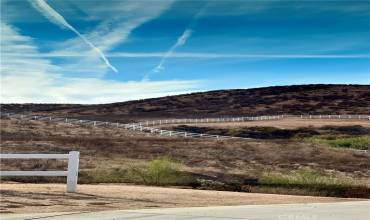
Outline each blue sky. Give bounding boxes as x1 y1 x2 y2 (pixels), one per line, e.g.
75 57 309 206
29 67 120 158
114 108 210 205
1 0 369 103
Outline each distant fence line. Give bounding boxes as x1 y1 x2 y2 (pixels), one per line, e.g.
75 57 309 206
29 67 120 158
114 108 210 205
1 113 369 140
134 114 370 127
1 112 249 140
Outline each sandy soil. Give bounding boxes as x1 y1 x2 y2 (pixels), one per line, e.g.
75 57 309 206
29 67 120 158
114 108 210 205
0 183 358 214
162 118 370 129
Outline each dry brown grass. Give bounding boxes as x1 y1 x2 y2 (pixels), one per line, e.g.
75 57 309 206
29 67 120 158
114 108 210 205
1 118 370 182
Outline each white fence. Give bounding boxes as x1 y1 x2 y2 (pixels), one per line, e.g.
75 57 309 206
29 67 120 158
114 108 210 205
0 151 80 192
1 113 369 140
1 113 251 140
135 114 370 127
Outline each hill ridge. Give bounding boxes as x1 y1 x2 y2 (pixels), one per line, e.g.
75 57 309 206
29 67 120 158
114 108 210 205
1 84 369 122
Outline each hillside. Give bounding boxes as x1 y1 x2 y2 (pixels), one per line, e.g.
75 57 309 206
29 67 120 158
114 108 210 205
1 84 369 122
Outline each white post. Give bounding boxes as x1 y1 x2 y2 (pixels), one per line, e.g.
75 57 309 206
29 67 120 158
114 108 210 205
67 151 79 193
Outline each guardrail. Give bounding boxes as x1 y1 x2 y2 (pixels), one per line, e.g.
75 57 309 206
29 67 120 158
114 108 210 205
0 151 80 192
1 113 369 140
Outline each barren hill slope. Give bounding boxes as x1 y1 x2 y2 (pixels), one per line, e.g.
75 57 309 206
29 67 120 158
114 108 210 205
1 84 369 122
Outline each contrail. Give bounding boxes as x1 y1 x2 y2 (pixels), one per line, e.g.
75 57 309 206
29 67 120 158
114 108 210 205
152 29 193 73
29 0 118 73
152 6 206 73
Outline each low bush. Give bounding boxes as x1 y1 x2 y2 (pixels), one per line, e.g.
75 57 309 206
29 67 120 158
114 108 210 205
128 156 184 186
309 135 370 150
257 168 370 198
260 168 353 188
258 168 370 198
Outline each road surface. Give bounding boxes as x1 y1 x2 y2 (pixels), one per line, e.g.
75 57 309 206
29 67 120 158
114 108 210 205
2 201 369 220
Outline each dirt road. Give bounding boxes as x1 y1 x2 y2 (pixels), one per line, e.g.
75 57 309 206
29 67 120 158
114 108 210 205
0 183 356 214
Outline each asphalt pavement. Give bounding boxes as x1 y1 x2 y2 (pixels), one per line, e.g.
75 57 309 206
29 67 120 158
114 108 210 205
2 201 369 220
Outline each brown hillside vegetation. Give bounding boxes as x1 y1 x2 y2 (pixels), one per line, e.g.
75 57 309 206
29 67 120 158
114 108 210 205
1 84 369 122
1 118 370 198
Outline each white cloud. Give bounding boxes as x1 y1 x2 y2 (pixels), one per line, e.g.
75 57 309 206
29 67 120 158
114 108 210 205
0 22 201 104
1 75 201 104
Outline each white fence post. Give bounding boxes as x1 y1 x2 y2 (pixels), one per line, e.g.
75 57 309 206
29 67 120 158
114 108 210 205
66 151 79 193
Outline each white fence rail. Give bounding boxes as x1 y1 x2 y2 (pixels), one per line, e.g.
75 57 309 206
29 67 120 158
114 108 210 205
135 114 370 127
0 151 80 192
1 113 369 140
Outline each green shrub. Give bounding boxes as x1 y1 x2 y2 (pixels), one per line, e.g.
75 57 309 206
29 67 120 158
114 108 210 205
260 168 353 188
128 156 183 185
309 135 370 150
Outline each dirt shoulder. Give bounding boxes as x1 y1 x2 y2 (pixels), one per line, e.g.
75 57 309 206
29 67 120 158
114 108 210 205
0 183 360 214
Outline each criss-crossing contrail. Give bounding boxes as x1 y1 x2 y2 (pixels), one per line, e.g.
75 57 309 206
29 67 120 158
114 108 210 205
29 0 118 73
